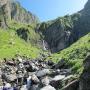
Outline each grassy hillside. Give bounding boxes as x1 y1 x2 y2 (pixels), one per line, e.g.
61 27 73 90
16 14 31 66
0 26 43 60
47 33 90 74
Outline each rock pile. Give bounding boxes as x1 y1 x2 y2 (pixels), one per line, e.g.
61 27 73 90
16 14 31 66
0 57 74 90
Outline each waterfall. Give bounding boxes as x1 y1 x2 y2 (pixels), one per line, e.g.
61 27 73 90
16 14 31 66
43 40 47 50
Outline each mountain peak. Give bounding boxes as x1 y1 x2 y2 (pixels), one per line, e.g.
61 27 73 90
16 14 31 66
0 0 39 28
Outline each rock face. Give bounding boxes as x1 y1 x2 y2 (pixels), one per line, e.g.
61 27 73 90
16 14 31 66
79 55 90 90
0 0 39 28
38 0 90 53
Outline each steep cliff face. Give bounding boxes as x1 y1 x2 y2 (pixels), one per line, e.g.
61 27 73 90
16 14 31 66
39 0 90 53
0 0 39 28
79 55 90 90
39 14 80 52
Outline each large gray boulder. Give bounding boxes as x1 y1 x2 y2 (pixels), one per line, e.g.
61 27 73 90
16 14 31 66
41 76 50 86
40 85 56 90
36 69 51 77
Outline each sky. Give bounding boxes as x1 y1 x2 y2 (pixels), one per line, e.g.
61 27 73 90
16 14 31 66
17 0 88 21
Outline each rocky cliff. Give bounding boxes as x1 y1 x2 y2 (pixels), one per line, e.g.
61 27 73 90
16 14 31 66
79 55 90 90
39 0 90 53
0 0 39 28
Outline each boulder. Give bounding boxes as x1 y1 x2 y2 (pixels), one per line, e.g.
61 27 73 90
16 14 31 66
40 85 56 90
61 80 79 90
50 75 65 89
47 60 54 66
2 73 17 82
79 55 90 90
36 69 51 77
31 74 40 84
41 76 50 86
30 63 39 72
62 75 77 85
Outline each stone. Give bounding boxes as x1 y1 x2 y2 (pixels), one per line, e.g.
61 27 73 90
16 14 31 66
2 73 17 82
40 85 56 90
31 74 40 84
79 55 90 90
50 75 65 89
30 84 39 90
36 69 51 77
20 85 27 90
61 80 79 90
41 76 50 86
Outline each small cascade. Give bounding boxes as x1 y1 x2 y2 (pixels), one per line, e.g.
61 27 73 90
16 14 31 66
43 40 48 50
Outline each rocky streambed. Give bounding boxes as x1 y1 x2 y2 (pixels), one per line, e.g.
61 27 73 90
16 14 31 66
0 57 78 90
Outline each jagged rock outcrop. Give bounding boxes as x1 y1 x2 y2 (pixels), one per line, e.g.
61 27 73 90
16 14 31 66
79 55 90 90
39 0 90 53
0 0 39 28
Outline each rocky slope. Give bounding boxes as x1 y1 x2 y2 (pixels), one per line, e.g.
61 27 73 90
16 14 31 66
39 0 90 53
46 33 90 74
0 0 39 28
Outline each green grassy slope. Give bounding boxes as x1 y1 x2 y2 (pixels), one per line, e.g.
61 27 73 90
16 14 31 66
47 33 90 74
0 26 42 60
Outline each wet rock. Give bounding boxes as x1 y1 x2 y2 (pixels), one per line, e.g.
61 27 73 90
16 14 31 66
27 76 32 90
40 85 56 90
36 69 51 77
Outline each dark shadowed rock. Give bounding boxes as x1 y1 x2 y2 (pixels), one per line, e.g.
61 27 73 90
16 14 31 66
61 80 79 90
79 55 90 90
50 75 65 89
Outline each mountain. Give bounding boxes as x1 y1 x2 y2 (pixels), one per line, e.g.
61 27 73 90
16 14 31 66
0 0 89 60
0 0 89 90
0 0 39 28
46 33 90 74
38 0 90 53
0 0 43 59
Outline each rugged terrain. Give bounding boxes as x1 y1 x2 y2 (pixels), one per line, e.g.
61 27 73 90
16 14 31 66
0 0 90 90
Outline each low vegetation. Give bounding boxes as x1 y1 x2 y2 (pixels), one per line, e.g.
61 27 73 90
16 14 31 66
47 33 90 74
